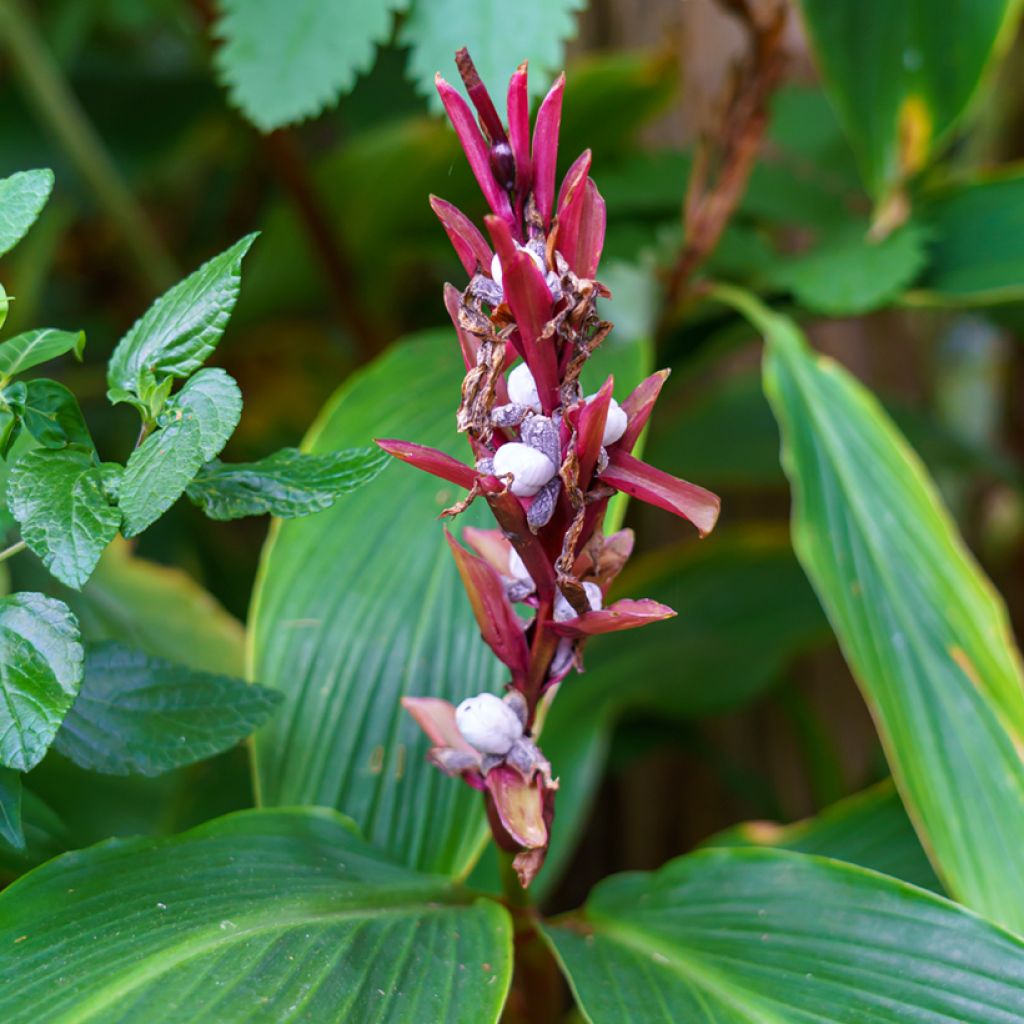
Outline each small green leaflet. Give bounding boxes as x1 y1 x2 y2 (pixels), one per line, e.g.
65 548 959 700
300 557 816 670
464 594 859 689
120 368 242 537
54 643 282 777
8 447 122 589
106 234 256 399
0 329 85 381
214 0 408 132
0 768 24 850
0 169 54 257
17 379 93 450
186 445 390 520
0 593 83 772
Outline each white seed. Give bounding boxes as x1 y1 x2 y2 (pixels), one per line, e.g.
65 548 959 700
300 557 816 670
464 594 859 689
455 693 523 755
490 252 503 287
584 393 629 446
553 582 603 622
507 363 542 412
507 546 532 583
493 442 556 497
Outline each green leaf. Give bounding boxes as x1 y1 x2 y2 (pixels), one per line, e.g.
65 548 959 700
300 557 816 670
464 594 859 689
401 0 584 108
18 378 93 450
719 285 1024 934
106 234 256 399
185 445 390 521
0 169 53 257
214 0 408 132
0 768 23 850
54 642 281 777
120 368 242 538
251 331 504 876
0 807 513 1023
797 0 1019 202
8 447 121 589
914 170 1024 305
0 593 83 771
705 780 941 894
543 848 1024 1023
768 221 928 315
0 328 84 380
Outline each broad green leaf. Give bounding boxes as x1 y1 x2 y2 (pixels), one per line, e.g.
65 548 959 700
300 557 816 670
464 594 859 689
8 447 121 589
120 368 242 537
401 0 584 107
107 234 256 398
769 221 927 315
186 445 389 521
0 807 513 1023
214 0 408 132
718 285 1024 933
797 0 1019 203
544 848 1024 1023
0 169 53 257
705 780 941 894
0 592 83 771
251 331 503 876
913 170 1024 305
18 378 93 450
0 328 84 380
53 642 281 776
0 768 23 849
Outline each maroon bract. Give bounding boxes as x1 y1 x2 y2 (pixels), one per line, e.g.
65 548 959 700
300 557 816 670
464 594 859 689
377 50 720 887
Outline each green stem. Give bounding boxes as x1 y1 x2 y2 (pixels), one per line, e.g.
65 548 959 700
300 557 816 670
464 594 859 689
0 539 26 562
0 0 178 292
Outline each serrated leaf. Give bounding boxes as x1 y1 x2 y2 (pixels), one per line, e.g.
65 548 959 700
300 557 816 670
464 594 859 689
0 593 83 771
0 329 85 381
54 642 281 777
106 235 256 398
401 0 585 108
120 368 242 538
18 378 93 450
0 807 513 1024
0 169 53 257
8 447 121 589
186 445 389 520
214 0 408 133
769 221 928 315
720 285 1024 933
0 768 23 850
543 848 1024 1023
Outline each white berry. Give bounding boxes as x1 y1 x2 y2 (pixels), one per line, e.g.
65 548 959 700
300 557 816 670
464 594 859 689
455 693 523 755
507 546 532 583
490 252 503 287
507 363 542 412
584 393 628 446
553 581 603 622
493 442 556 497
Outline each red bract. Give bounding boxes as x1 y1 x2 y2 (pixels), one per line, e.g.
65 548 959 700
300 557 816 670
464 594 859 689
378 50 721 887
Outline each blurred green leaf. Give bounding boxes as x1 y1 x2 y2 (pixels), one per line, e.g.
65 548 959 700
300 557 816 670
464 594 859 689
0 169 52 257
214 0 407 132
0 328 84 380
544 848 1024 1022
705 780 941 893
769 221 928 315
0 768 23 849
186 445 389 521
54 642 281 777
913 170 1024 305
251 331 502 876
0 808 514 1024
724 286 1024 933
120 368 242 538
402 0 583 107
107 235 256 400
0 593 82 771
9 447 121 589
0 787 64 878
797 0 1019 203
